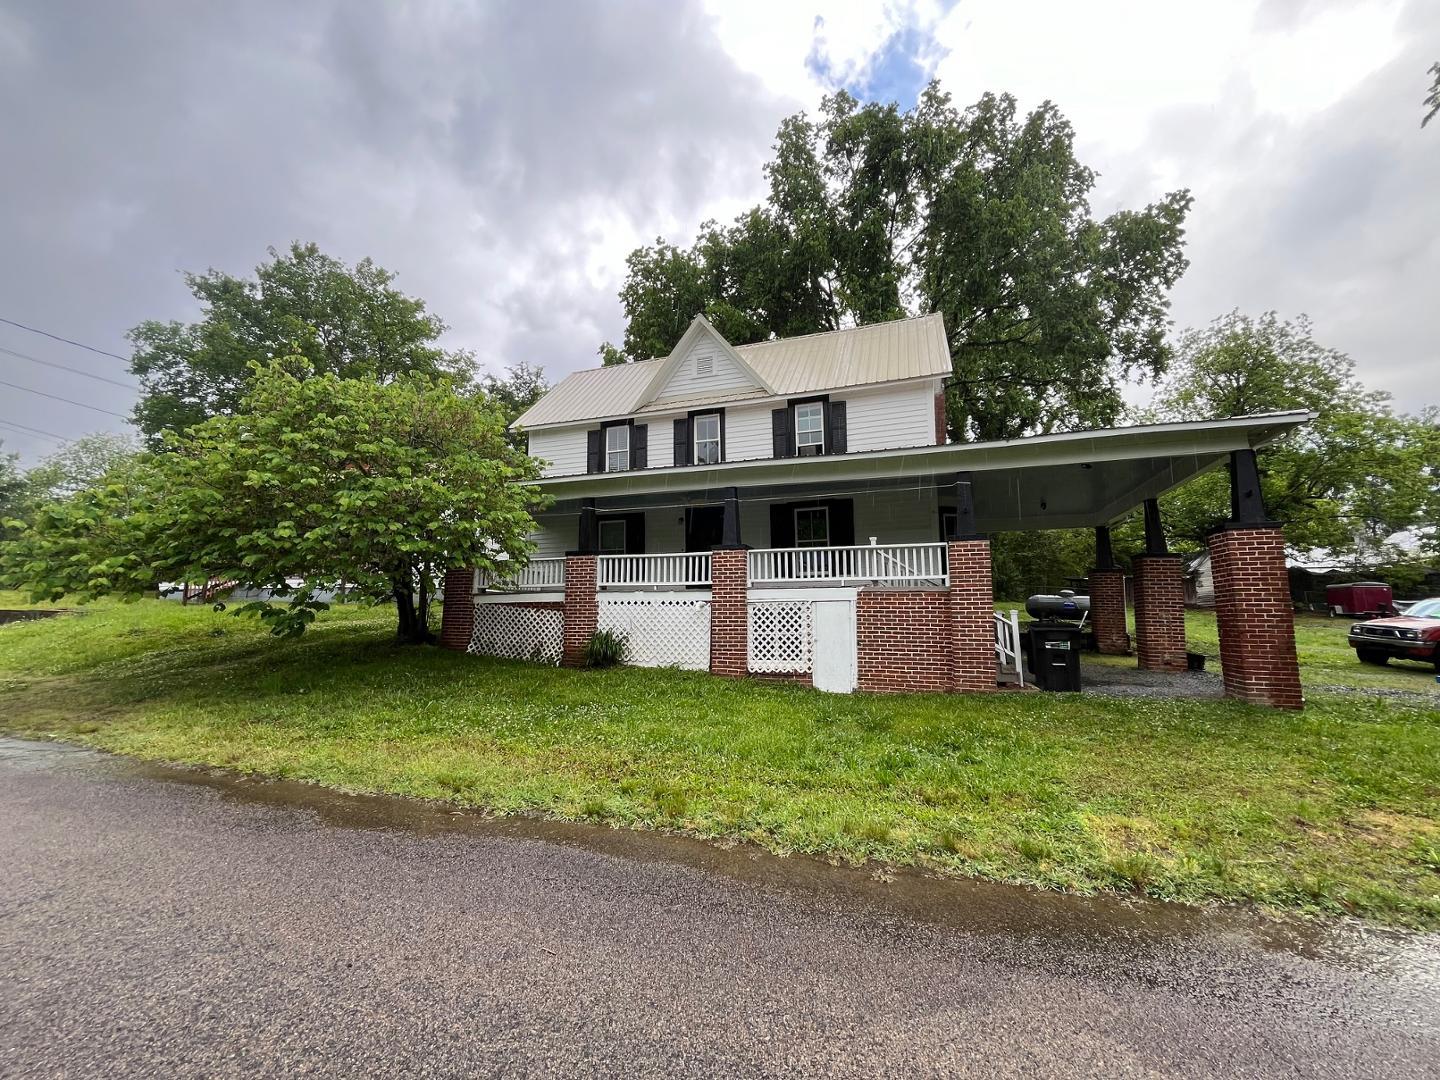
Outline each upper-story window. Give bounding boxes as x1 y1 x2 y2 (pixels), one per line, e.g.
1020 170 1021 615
693 412 721 465
605 425 629 472
794 401 825 456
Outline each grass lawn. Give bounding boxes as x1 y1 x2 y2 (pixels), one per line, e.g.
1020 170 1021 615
2 591 1438 927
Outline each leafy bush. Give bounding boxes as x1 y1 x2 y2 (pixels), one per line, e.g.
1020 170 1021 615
584 628 628 668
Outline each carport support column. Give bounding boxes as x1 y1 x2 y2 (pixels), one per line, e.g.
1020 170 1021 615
439 568 476 651
945 474 995 692
562 555 598 668
1132 499 1186 672
1207 449 1303 709
709 547 749 678
1089 526 1130 655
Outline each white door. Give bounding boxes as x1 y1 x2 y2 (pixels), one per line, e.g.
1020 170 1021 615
811 598 857 693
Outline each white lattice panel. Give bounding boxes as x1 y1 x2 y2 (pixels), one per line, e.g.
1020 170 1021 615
598 596 710 670
468 603 563 665
748 600 813 673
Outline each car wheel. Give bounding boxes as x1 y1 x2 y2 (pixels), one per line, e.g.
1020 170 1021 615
1356 648 1389 666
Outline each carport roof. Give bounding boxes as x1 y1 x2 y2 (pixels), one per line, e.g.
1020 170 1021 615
530 411 1313 532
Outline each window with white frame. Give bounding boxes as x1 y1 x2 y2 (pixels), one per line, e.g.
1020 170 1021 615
693 412 721 465
794 506 830 547
794 401 825 456
598 519 627 555
605 425 630 472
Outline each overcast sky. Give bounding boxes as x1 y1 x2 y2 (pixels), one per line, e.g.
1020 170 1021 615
2 0 1436 463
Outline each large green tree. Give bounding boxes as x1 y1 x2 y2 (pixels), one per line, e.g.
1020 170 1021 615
1150 312 1440 560
2 364 546 643
604 86 1192 441
18 432 139 504
129 242 473 443
480 361 549 447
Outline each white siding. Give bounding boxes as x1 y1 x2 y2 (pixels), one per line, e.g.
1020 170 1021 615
723 404 773 461
852 485 940 544
844 381 938 453
528 514 575 558
653 334 759 402
528 429 587 478
526 377 941 475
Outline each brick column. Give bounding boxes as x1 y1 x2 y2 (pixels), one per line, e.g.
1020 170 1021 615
1208 526 1303 709
948 540 996 692
1088 568 1130 655
1132 555 1187 672
709 548 748 677
562 554 598 668
439 568 475 651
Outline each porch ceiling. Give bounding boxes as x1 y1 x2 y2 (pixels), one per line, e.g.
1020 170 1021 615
532 411 1313 531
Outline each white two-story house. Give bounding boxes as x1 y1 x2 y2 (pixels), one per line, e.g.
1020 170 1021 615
514 313 954 560
442 312 1311 708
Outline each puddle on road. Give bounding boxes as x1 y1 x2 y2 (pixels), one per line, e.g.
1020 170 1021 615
5 736 1438 985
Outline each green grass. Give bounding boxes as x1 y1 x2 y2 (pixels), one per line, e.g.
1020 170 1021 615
3 591 1439 927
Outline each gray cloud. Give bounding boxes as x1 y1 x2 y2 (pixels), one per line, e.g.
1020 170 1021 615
0 1 789 460
1116 0 1440 414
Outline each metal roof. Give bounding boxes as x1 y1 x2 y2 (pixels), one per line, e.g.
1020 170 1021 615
513 313 951 429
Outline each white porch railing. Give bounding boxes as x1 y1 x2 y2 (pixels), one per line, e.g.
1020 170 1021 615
747 543 948 587
473 557 566 592
598 552 712 588
994 608 1024 683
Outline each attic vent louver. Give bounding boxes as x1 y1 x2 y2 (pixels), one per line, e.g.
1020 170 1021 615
696 355 714 377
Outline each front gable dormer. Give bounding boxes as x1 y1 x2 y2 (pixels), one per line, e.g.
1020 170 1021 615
635 315 775 408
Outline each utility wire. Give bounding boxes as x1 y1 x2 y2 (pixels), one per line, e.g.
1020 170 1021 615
0 344 138 389
0 378 130 418
0 315 130 362
0 420 64 446
0 416 72 442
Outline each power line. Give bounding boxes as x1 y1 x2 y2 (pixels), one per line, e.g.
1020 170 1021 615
0 315 130 362
0 344 138 390
0 378 131 418
0 421 64 447
0 416 71 442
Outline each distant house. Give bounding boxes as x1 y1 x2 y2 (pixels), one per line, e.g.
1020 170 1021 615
439 313 1311 708
1186 552 1215 607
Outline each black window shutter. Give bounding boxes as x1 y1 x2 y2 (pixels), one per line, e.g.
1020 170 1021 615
586 429 602 474
827 401 847 455
631 423 648 470
673 418 690 467
769 502 795 548
827 499 855 546
623 512 646 554
718 411 726 462
771 408 791 459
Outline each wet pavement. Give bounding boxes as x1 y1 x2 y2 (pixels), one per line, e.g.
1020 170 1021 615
3 737 1438 1078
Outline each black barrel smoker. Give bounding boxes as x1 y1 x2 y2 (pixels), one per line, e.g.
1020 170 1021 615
1024 590 1088 692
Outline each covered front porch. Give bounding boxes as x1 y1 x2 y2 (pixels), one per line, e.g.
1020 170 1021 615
444 413 1311 708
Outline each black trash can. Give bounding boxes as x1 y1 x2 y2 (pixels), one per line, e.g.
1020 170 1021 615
1028 622 1083 692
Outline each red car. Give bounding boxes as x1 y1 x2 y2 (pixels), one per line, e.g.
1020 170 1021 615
1349 598 1440 669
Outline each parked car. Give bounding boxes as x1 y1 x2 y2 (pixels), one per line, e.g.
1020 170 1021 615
1349 598 1440 669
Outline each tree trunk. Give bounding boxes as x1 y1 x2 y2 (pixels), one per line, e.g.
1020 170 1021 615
393 576 436 645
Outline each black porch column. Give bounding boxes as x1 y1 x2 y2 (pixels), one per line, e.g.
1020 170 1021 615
946 471 982 540
574 498 598 555
1094 524 1116 569
720 487 743 548
1228 448 1271 525
1142 498 1168 556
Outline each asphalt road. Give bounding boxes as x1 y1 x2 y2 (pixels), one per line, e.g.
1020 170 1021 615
3 738 1438 1078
